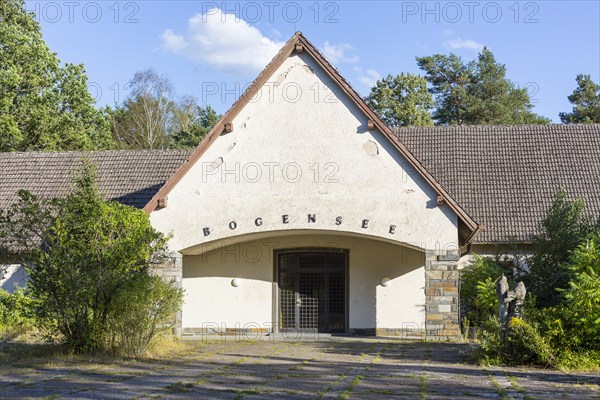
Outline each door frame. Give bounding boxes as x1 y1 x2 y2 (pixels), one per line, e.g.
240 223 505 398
272 248 349 334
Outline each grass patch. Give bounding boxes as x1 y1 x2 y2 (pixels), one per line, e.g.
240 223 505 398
507 375 534 400
233 387 272 399
486 373 509 400
339 375 363 400
164 381 194 393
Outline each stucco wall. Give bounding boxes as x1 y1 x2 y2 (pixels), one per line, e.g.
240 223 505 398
180 233 425 332
0 264 27 293
150 52 459 255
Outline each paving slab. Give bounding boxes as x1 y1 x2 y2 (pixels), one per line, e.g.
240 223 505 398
1 339 599 399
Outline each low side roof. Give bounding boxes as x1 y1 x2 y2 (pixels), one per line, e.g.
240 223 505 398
0 150 191 210
396 124 600 244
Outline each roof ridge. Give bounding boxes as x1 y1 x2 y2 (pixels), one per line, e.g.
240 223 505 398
0 149 193 156
393 123 600 131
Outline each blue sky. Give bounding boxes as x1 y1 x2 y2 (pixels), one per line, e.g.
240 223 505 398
26 1 600 122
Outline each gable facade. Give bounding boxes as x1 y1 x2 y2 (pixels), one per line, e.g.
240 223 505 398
145 33 467 338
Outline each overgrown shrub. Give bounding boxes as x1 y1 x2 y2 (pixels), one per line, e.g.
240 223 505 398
472 314 556 367
469 190 600 370
552 235 600 352
0 161 183 354
460 256 509 328
106 274 182 356
524 189 598 308
0 288 38 340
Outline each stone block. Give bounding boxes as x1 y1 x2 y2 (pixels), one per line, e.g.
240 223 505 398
442 287 458 293
435 296 455 303
426 313 444 321
430 281 457 288
440 329 460 336
437 255 460 261
443 271 458 280
437 304 452 313
425 271 444 280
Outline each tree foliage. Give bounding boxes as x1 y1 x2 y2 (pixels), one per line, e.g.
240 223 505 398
415 53 472 125
366 73 434 127
559 74 600 124
416 48 549 125
0 162 182 354
524 189 597 308
110 69 175 149
467 190 600 369
460 256 509 328
170 102 220 149
109 69 220 149
0 0 113 151
559 235 600 351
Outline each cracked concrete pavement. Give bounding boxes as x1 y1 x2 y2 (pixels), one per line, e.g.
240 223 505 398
1 338 599 399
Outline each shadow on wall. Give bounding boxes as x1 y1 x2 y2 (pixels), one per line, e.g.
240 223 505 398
181 233 426 329
181 233 424 282
0 264 29 293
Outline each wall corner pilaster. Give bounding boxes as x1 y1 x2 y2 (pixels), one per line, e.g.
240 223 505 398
151 251 183 336
425 249 460 340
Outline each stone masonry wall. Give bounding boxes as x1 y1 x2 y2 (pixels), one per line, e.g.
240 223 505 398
151 252 183 335
425 249 460 339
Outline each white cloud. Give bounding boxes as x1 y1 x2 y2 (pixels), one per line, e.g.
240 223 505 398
354 67 382 89
444 37 485 51
322 41 359 64
160 8 284 75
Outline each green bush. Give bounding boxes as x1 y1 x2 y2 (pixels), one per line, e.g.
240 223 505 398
505 317 556 366
106 274 183 356
524 189 597 308
554 235 600 352
472 315 556 367
460 256 509 328
0 162 183 355
0 288 38 340
468 190 600 370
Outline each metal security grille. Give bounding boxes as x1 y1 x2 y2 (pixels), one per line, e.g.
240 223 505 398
328 271 345 332
277 251 346 333
279 271 296 330
298 272 323 330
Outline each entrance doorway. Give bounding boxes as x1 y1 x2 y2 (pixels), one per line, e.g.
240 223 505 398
276 250 348 333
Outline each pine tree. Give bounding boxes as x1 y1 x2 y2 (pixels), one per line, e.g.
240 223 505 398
417 48 549 125
559 74 600 123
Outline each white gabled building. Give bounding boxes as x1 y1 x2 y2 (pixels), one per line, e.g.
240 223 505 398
3 33 599 339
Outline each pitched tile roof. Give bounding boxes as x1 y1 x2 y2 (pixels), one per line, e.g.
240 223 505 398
394 124 600 243
0 150 192 210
